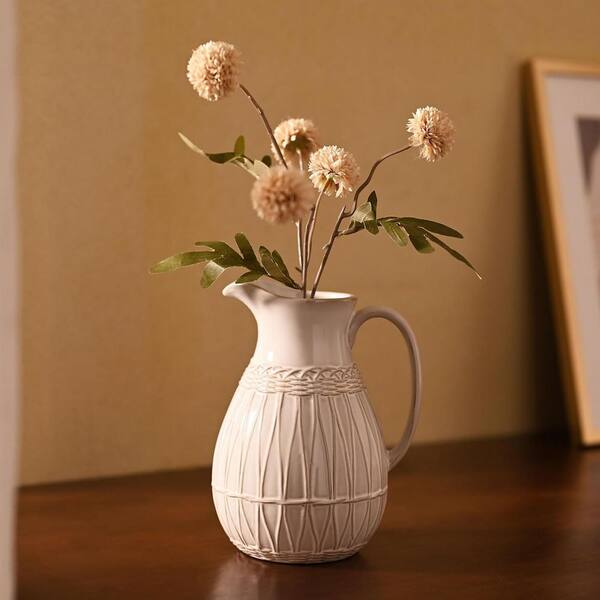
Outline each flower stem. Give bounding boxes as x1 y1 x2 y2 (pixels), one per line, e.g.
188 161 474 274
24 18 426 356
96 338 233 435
301 189 325 296
310 145 414 297
310 206 346 298
297 149 304 172
296 219 304 281
239 83 287 168
343 144 412 218
301 225 309 297
305 190 324 265
296 150 306 294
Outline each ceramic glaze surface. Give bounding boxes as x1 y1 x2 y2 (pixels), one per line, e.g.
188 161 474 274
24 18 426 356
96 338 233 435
212 279 421 563
223 278 357 366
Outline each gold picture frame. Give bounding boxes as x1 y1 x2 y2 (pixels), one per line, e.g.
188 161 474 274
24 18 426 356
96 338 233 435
528 59 600 445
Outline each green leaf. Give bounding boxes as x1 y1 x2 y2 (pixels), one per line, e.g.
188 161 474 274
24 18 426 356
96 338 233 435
178 133 252 173
149 251 216 273
258 246 284 281
261 155 272 167
231 156 269 179
397 217 463 239
367 190 378 211
205 151 237 164
252 159 270 178
352 191 379 234
406 226 435 253
194 240 244 267
234 233 263 271
213 254 247 268
271 250 292 278
200 261 226 288
230 156 259 179
233 157 270 179
233 135 245 156
235 271 264 284
424 231 482 279
178 132 206 155
353 203 375 224
259 246 300 289
382 221 408 246
338 221 365 236
194 240 240 257
364 219 379 235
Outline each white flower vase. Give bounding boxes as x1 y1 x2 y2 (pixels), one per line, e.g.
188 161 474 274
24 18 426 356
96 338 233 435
212 278 421 564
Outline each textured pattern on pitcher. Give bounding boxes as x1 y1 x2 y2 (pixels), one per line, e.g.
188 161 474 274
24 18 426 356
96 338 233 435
212 364 388 563
239 363 366 394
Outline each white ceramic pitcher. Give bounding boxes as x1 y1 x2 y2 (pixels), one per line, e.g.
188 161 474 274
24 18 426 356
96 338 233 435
212 278 421 563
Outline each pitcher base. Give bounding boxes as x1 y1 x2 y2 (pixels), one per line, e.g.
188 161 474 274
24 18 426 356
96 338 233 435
232 541 363 564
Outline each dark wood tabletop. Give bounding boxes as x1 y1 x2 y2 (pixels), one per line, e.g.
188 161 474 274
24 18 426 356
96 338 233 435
17 435 600 599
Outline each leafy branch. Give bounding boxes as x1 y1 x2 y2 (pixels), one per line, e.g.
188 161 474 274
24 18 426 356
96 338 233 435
178 133 272 179
309 145 413 297
339 191 481 278
150 233 300 289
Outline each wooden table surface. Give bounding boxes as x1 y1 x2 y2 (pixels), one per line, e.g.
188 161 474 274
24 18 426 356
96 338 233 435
17 435 600 599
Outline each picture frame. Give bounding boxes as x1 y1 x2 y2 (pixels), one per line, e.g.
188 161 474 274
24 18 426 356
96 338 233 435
528 58 600 446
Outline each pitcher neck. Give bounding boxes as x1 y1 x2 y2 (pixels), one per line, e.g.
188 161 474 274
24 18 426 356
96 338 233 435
250 297 356 366
222 280 357 367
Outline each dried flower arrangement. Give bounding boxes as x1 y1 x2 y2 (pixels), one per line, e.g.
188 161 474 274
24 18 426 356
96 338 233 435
151 41 480 296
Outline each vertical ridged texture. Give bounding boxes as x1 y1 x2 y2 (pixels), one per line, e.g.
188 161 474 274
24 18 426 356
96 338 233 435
212 364 388 563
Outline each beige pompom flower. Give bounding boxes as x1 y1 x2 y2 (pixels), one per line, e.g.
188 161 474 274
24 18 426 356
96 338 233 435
251 167 316 224
272 118 321 165
308 145 360 198
186 41 241 102
407 106 455 162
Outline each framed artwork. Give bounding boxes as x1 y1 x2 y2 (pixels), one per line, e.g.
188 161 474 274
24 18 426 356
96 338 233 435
528 59 600 445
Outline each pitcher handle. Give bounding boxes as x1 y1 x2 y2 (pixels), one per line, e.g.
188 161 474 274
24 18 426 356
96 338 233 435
348 306 422 471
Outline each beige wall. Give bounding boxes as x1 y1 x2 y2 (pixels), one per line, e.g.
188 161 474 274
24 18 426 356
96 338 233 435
18 0 600 484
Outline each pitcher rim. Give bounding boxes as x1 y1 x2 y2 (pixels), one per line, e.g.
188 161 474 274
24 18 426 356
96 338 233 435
223 280 356 303
296 290 356 303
